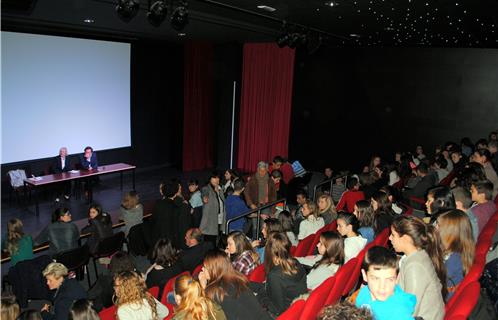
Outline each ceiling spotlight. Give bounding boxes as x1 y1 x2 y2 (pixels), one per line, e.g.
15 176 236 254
276 33 290 48
325 1 338 7
147 0 167 27
171 1 189 31
116 0 140 23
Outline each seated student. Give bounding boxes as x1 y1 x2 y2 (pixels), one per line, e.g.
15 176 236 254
252 232 307 317
199 251 271 320
489 140 498 172
120 191 144 236
353 200 375 244
114 271 169 320
178 228 212 273
278 210 298 246
41 262 87 320
35 208 79 254
291 190 308 234
68 299 100 320
271 169 288 200
225 231 259 276
356 246 416 320
145 238 182 297
436 210 475 299
336 177 365 213
452 187 479 241
472 149 498 197
424 186 456 224
319 301 373 320
225 179 249 233
1 218 33 266
371 191 395 236
433 157 449 183
390 216 446 320
451 149 468 174
18 309 43 320
317 194 338 225
2 294 20 320
321 167 334 194
173 274 226 320
337 213 367 262
470 180 497 234
298 200 325 240
188 179 203 228
297 231 344 290
252 218 283 263
81 204 113 254
379 185 406 215
403 162 436 206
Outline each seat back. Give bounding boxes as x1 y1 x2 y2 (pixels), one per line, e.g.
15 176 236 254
148 286 160 299
372 228 390 247
444 281 480 320
248 264 266 283
446 263 484 311
294 234 315 257
439 171 456 186
307 221 338 256
275 299 305 320
325 220 337 231
54 245 90 271
299 276 336 319
160 271 190 305
93 232 125 258
324 257 358 305
192 264 203 278
98 305 117 320
7 169 27 188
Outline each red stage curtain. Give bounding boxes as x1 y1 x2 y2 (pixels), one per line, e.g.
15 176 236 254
183 42 214 171
236 43 295 172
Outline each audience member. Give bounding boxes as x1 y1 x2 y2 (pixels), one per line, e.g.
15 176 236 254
298 200 325 240
1 295 20 320
291 190 308 234
222 169 239 196
453 162 487 190
145 238 182 296
199 251 271 320
488 140 498 172
2 218 33 266
336 177 365 213
270 156 294 185
424 186 456 224
225 179 249 233
18 310 43 320
319 301 373 320
278 210 298 246
336 213 367 262
433 157 449 183
188 179 203 228
321 167 334 194
41 262 87 320
172 274 226 320
415 146 426 160
356 246 416 320
331 175 347 203
472 148 498 197
200 171 226 244
390 216 446 320
450 149 468 174
470 180 497 234
35 208 79 254
403 162 436 203
53 147 72 201
385 162 401 186
451 187 479 241
353 200 375 243
149 180 182 249
460 137 474 157
252 218 283 263
68 299 99 320
271 169 288 200
114 270 169 320
317 194 337 224
120 190 144 236
225 231 259 276
81 203 113 254
178 228 212 273
371 191 395 235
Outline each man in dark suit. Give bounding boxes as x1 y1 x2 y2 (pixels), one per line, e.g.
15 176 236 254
178 228 213 273
80 146 98 170
53 147 72 201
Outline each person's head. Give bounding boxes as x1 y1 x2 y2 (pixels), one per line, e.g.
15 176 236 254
337 212 360 237
88 203 102 220
471 180 494 203
43 262 68 290
151 238 178 268
436 210 475 275
1 295 20 320
451 187 473 211
296 190 307 205
272 156 284 170
208 171 220 187
68 299 100 320
370 191 391 213
324 167 333 178
379 185 400 204
361 246 399 301
226 231 255 259
114 271 157 318
6 218 24 254
261 218 283 239
121 190 140 210
224 169 238 182
59 147 68 158
83 146 93 158
489 131 498 141
473 148 491 165
346 177 360 190
454 163 486 190
302 199 318 219
488 140 498 154
416 162 429 176
278 210 294 233
109 251 135 276
185 228 203 247
201 250 249 302
264 232 297 275
256 161 268 177
317 194 334 213
18 310 43 320
188 179 199 193
271 169 282 185
232 178 245 194
353 200 374 228
160 180 181 198
174 274 216 320
52 207 71 223
425 186 456 215
390 215 447 298
318 301 373 320
475 138 488 150
314 231 345 269
370 155 381 169
416 145 424 155
434 157 448 170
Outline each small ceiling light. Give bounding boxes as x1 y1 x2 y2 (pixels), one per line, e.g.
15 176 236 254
116 0 139 23
325 1 338 7
147 0 167 27
257 5 276 12
83 18 95 23
171 1 189 31
178 32 187 36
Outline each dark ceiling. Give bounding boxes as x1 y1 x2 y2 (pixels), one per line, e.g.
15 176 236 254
2 0 498 48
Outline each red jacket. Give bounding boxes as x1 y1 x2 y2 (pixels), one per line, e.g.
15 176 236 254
336 190 365 213
269 162 294 184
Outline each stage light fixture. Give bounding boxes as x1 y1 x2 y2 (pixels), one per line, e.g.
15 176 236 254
116 0 139 23
171 1 189 31
276 33 290 48
147 0 168 27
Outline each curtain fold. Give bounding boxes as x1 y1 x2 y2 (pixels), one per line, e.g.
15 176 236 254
183 42 214 171
236 43 295 172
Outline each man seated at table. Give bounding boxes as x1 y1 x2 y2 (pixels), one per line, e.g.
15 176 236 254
80 146 98 170
53 147 72 201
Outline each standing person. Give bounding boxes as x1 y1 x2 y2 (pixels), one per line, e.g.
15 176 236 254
188 180 203 228
81 204 113 254
244 161 277 239
270 156 294 185
120 191 144 236
53 147 72 201
225 179 249 233
148 180 181 249
35 208 79 255
200 172 226 245
222 169 239 197
2 218 33 266
390 216 446 320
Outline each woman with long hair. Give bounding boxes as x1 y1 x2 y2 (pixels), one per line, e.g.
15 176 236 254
172 274 226 320
252 218 283 263
298 200 325 240
145 238 182 296
225 231 259 276
436 210 475 298
81 203 113 254
297 231 345 289
114 271 169 320
200 171 225 245
371 191 395 235
317 195 338 225
353 200 375 243
2 218 33 266
278 211 298 246
425 186 456 224
336 213 367 262
1 295 20 320
199 251 271 319
390 215 446 320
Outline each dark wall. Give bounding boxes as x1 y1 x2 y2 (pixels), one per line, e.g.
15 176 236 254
290 47 498 172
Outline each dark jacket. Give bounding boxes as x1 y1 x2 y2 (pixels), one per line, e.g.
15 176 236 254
42 278 87 320
35 221 79 254
79 152 98 170
81 218 113 254
215 284 271 320
244 174 277 208
87 274 114 311
147 198 179 248
53 156 72 173
174 197 193 250
404 174 436 201
146 263 183 298
178 242 213 273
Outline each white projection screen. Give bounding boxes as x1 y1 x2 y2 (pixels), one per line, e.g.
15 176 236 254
1 31 131 164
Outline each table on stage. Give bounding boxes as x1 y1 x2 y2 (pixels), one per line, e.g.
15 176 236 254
23 163 136 215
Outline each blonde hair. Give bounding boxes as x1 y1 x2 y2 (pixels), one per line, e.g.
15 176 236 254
174 274 218 320
6 218 24 255
1 295 20 320
114 271 158 320
121 191 140 210
42 262 68 279
317 195 337 216
304 200 319 219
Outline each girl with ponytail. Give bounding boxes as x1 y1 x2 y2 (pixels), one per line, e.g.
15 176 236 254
390 215 446 320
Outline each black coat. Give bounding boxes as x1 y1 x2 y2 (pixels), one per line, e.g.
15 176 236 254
178 242 213 273
81 218 113 254
53 156 72 173
215 285 271 320
42 278 87 320
148 198 179 248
